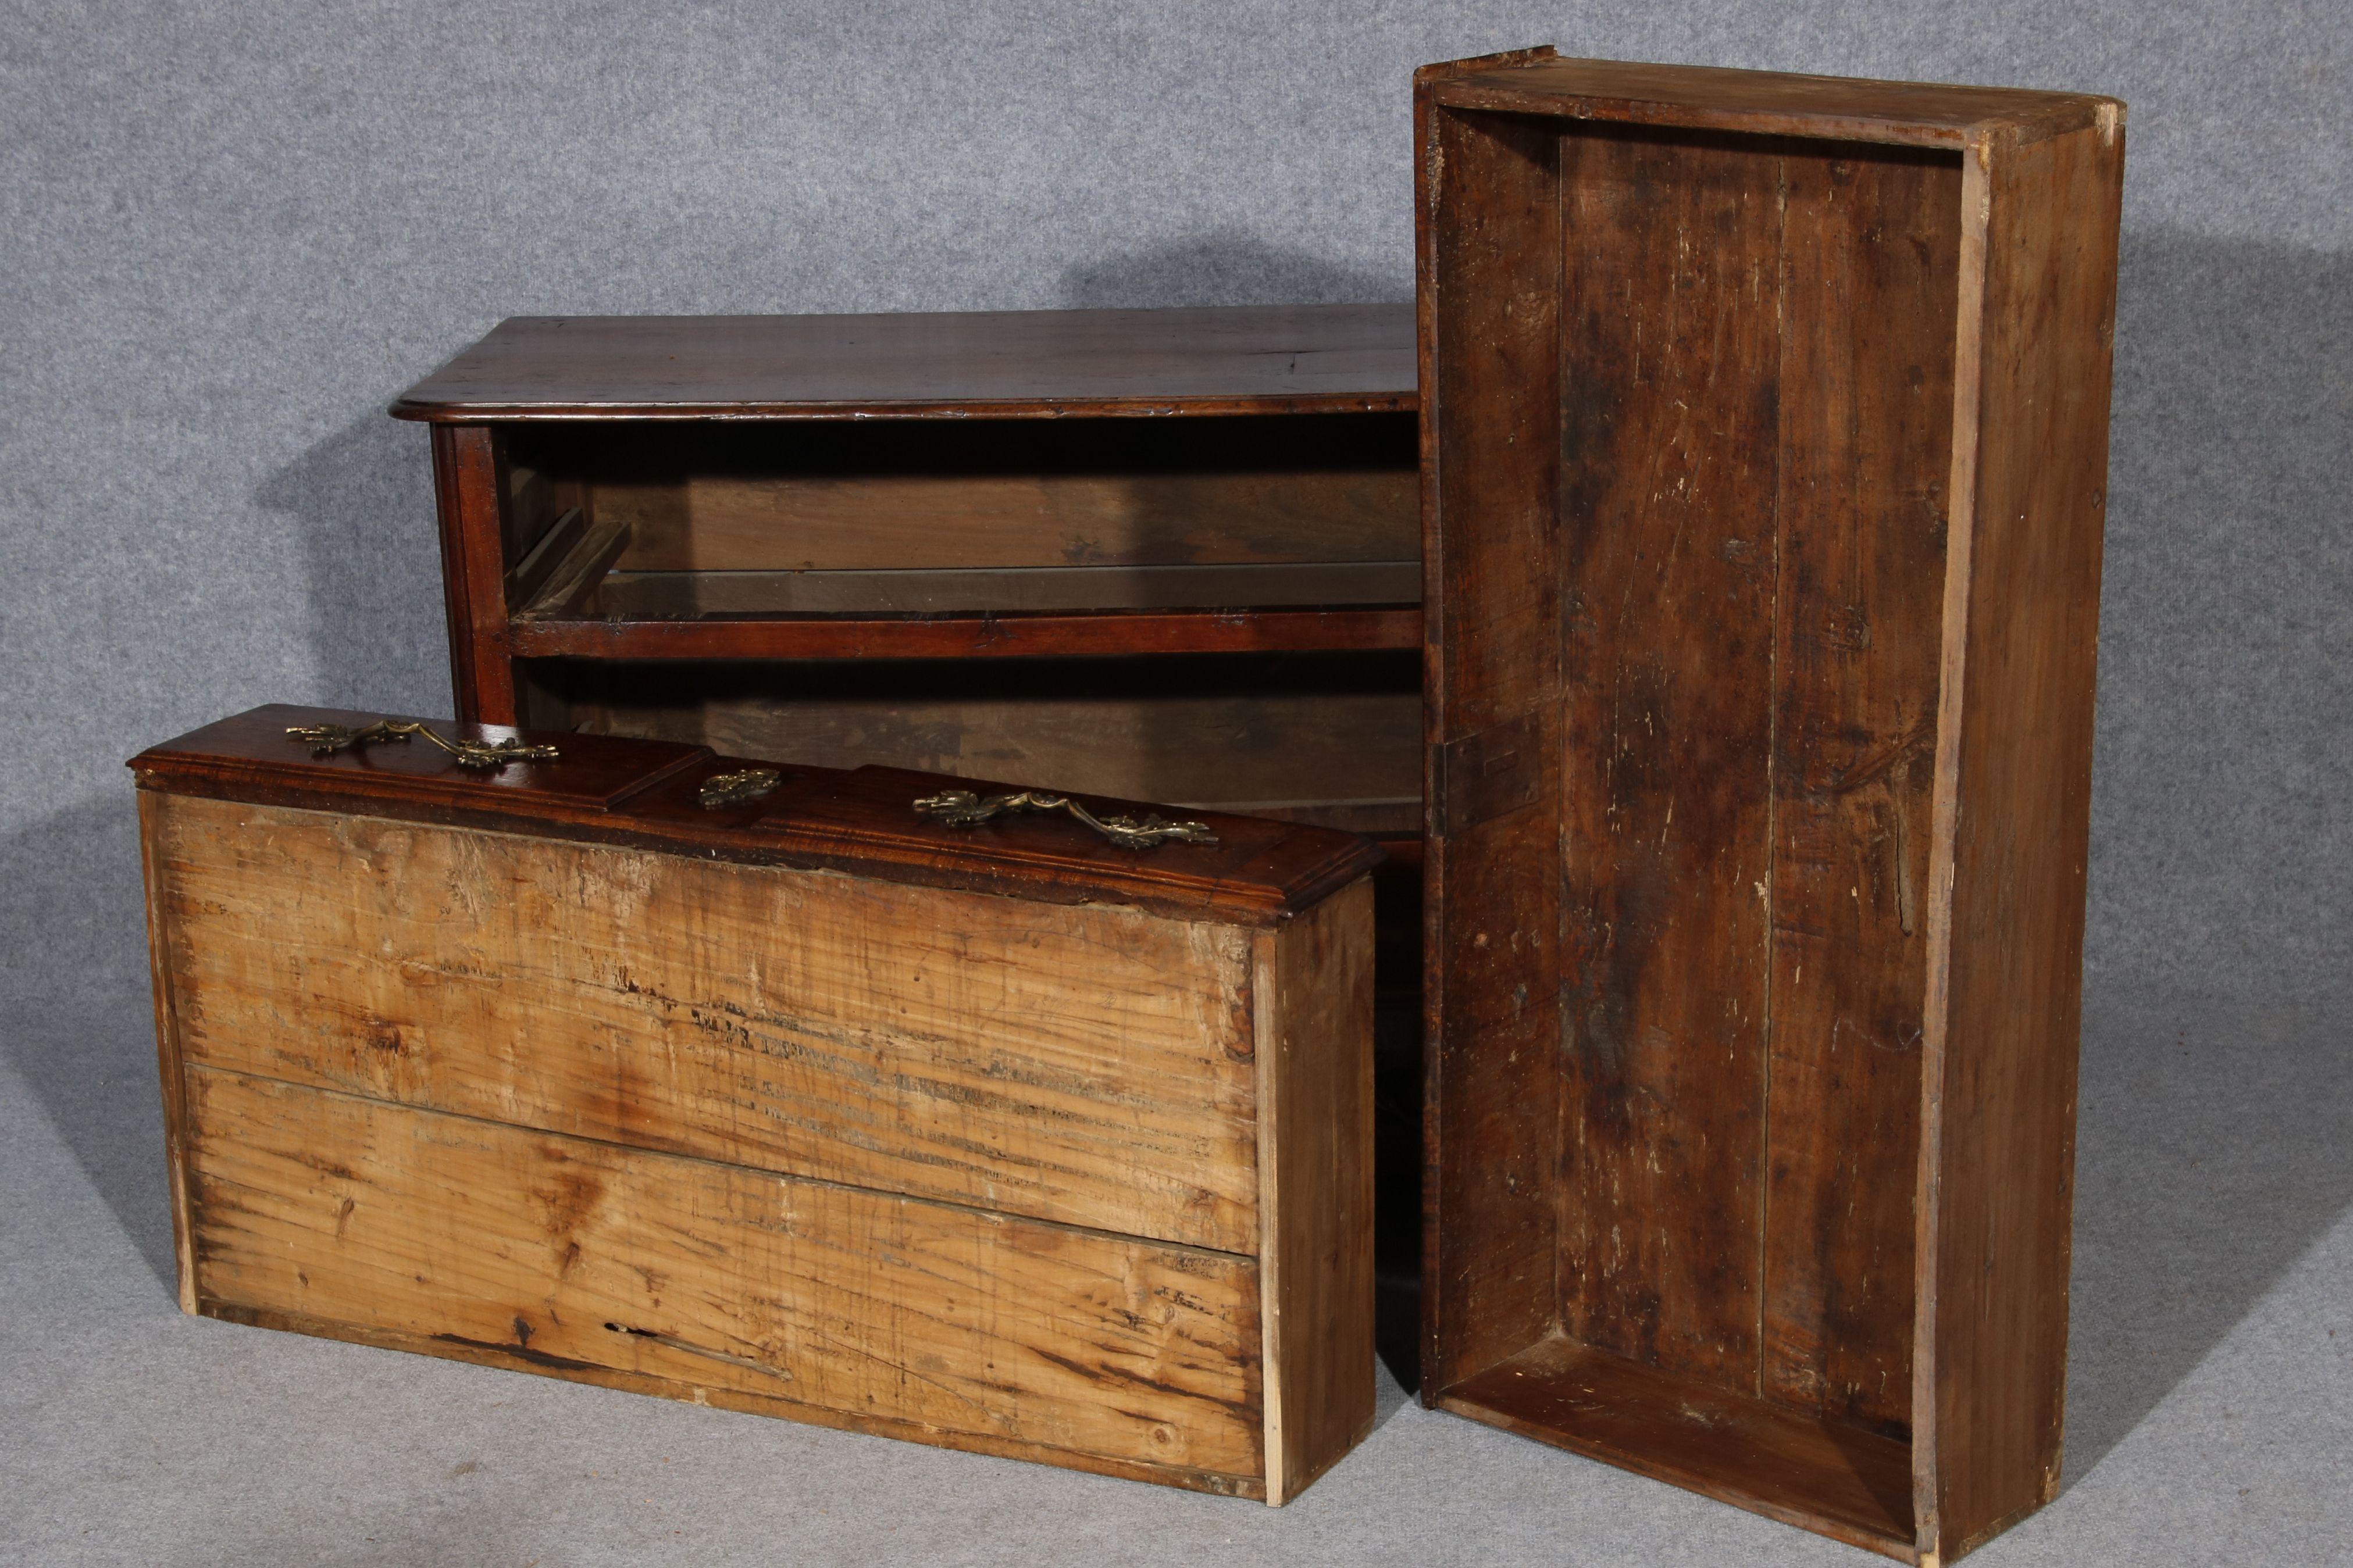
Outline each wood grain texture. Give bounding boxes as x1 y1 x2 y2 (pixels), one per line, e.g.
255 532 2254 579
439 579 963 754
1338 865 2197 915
183 1067 1267 1481
140 703 1382 1504
1423 55 2119 150
1418 51 2120 1563
552 653 1422 838
1416 88 1564 1395
1441 1334 1914 1560
504 606 1422 661
559 412 1418 574
432 424 518 723
137 792 200 1313
1254 878 1378 1502
390 305 1416 421
598 470 1414 572
148 792 1263 1253
1760 143 1959 1438
1552 123 1781 1388
201 1301 1268 1499
1917 113 2122 1561
572 562 1420 619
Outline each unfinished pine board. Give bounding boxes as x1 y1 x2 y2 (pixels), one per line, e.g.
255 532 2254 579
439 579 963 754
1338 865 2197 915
147 792 1261 1253
1417 49 2122 1563
134 705 1382 1503
184 1066 1266 1482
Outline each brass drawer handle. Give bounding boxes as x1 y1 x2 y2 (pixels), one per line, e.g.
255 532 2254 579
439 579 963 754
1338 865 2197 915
698 767 782 809
914 789 1219 851
286 719 559 771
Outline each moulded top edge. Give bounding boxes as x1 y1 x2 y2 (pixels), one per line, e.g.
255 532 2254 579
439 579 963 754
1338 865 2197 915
385 393 1420 423
128 705 1384 927
389 304 1420 421
1424 55 2122 150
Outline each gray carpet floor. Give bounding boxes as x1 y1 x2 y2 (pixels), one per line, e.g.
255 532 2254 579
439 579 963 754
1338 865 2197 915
5 911 2347 1566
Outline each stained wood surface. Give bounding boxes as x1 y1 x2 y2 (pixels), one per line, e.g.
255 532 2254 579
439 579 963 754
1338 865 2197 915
571 562 1420 619
149 792 1262 1252
1551 122 1781 1390
391 306 1417 422
1416 91 1564 1394
537 415 1420 574
1253 879 1378 1502
432 424 516 720
504 606 1422 660
1423 53 2120 149
1761 143 1958 1438
138 792 200 1314
1438 1334 1914 1559
183 1067 1267 1480
600 474 1416 574
1418 49 2120 1562
128 706 1384 928
1919 116 2122 1559
551 655 1423 838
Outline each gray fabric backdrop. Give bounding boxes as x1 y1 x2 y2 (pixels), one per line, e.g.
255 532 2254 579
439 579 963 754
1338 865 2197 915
4 5 2347 1565
5 1 2345 1005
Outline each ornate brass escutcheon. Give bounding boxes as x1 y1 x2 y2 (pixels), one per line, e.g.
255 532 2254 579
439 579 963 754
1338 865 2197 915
698 767 782 809
912 788 1218 851
284 719 559 771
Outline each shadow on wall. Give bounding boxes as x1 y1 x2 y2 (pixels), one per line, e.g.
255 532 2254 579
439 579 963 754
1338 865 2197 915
1060 230 1404 308
0 794 177 1295
256 410 452 722
2087 225 2352 1003
2062 980 2353 1485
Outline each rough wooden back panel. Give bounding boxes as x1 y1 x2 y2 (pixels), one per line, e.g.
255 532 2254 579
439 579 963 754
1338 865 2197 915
1919 116 2121 1558
147 792 1260 1254
552 416 1418 574
1417 89 1565 1394
1434 115 1960 1431
1552 123 1784 1394
1763 142 1958 1440
181 1066 1265 1480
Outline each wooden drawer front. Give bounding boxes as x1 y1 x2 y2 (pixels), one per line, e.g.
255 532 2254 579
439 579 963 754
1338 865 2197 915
150 794 1259 1253
184 1067 1265 1483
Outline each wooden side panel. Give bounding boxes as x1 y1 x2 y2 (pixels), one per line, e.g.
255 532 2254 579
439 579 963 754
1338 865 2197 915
148 794 1261 1255
1418 101 1565 1392
430 423 518 723
1923 116 2121 1557
1254 878 1378 1503
183 1067 1265 1481
1553 126 1782 1388
1759 145 1960 1435
137 792 199 1313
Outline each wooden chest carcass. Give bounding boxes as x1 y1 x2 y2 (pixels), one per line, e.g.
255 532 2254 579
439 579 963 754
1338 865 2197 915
131 705 1379 1503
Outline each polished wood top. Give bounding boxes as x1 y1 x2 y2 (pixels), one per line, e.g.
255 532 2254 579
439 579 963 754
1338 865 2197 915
1421 50 2123 149
390 305 1417 422
130 706 1381 925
